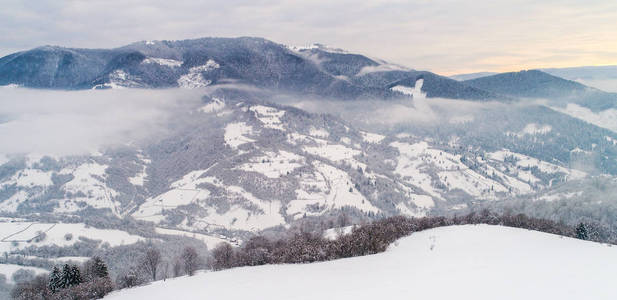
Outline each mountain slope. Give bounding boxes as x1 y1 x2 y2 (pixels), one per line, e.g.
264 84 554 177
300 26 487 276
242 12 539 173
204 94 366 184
541 65 617 92
452 66 617 93
3 88 601 238
463 70 617 111
0 37 500 101
450 71 498 81
105 225 617 300
464 70 590 98
384 72 503 100
0 46 118 88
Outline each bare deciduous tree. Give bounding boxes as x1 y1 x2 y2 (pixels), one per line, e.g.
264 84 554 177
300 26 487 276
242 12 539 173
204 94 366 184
180 246 200 276
212 243 235 270
173 259 183 278
159 261 169 281
141 247 162 281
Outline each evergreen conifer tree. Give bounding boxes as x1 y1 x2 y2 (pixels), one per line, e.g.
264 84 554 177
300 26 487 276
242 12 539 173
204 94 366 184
93 256 109 278
60 264 71 289
69 265 83 286
85 256 109 280
48 266 62 293
60 264 83 289
576 222 589 240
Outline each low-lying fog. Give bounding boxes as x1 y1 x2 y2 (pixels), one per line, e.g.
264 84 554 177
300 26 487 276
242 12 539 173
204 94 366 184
0 87 205 156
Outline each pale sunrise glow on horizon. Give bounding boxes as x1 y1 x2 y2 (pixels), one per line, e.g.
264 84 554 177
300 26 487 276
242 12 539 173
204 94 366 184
1 0 616 75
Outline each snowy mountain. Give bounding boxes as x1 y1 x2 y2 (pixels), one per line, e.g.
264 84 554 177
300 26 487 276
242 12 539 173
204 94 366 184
105 225 617 300
460 70 617 135
449 71 498 81
452 66 617 93
3 86 606 241
463 70 617 111
0 37 502 101
2 38 617 276
541 65 617 93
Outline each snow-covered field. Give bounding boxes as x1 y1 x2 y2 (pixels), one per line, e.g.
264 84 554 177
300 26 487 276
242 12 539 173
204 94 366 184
0 220 145 253
224 122 255 149
177 60 219 88
106 225 617 300
141 57 183 68
154 228 234 249
0 264 48 283
0 160 121 215
237 150 304 178
250 105 285 130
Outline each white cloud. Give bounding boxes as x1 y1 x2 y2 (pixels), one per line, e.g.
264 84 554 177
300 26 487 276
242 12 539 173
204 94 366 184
0 87 203 156
357 64 409 76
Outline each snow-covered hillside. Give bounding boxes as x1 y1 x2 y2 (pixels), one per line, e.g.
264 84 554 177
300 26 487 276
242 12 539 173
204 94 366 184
0 264 48 284
0 93 593 239
125 96 586 234
0 219 145 253
106 225 617 300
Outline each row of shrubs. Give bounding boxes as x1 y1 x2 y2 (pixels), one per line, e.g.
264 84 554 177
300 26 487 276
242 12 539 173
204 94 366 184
212 210 580 270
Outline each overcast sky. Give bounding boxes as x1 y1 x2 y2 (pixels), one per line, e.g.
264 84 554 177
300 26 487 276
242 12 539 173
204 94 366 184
1 0 616 74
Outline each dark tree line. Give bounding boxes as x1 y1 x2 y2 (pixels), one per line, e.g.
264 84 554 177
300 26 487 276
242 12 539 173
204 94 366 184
212 210 584 270
9 210 596 299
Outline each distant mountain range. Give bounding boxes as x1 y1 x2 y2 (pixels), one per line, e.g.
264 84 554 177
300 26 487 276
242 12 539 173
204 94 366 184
3 37 617 109
541 65 617 81
463 70 617 111
451 65 617 83
452 65 617 93
0 37 496 101
2 36 617 242
449 72 498 81
541 65 617 93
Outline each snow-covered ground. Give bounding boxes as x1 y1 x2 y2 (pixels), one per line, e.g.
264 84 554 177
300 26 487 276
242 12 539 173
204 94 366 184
390 140 514 199
0 264 48 284
359 131 385 144
134 165 288 232
177 60 220 88
391 78 426 100
488 149 586 180
0 220 145 253
56 162 119 215
288 161 379 219
106 225 617 300
322 225 354 240
141 57 183 68
95 70 143 89
249 105 285 130
0 160 121 214
224 122 255 149
155 228 233 249
237 150 304 178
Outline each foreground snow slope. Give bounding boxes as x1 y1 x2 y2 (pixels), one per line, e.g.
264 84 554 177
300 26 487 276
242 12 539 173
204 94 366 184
107 225 617 300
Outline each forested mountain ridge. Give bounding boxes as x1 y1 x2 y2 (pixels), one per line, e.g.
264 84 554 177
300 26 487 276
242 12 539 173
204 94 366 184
0 37 504 101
